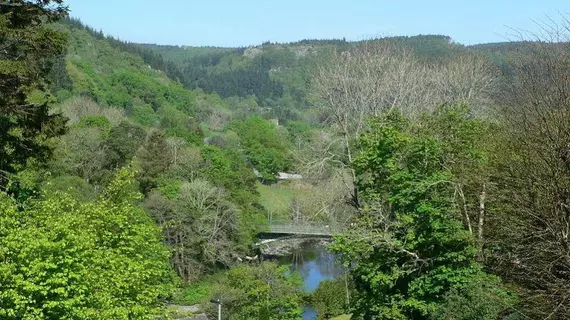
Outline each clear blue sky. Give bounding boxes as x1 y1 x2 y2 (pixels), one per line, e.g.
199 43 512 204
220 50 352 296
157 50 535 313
64 0 569 47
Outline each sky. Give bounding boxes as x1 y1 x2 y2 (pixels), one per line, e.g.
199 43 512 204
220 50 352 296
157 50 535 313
64 0 569 47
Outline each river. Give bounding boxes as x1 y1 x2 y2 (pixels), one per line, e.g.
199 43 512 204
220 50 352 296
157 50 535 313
273 240 345 320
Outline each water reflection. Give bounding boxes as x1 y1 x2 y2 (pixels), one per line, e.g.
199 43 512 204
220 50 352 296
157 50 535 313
274 240 344 319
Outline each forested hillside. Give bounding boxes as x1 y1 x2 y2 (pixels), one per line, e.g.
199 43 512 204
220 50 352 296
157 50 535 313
140 35 466 100
1 6 305 318
4 1 570 319
136 35 527 126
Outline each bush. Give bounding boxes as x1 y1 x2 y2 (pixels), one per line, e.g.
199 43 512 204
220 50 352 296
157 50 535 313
0 168 175 319
172 276 219 305
311 277 352 319
132 104 158 126
430 275 518 320
207 262 303 320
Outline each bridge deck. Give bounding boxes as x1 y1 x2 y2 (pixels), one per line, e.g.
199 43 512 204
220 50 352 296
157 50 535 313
267 223 339 236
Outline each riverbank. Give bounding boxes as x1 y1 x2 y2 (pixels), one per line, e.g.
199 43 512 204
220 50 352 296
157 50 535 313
263 239 345 319
260 237 332 256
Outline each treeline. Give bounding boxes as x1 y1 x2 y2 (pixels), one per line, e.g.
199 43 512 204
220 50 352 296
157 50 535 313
62 17 187 83
184 56 284 100
64 18 289 108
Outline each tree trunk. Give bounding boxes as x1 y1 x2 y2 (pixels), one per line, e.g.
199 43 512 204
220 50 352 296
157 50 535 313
457 184 473 235
344 275 351 306
478 183 486 253
344 131 360 208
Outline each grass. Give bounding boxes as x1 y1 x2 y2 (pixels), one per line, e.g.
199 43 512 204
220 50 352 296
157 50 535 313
256 181 305 219
171 274 222 305
331 315 352 320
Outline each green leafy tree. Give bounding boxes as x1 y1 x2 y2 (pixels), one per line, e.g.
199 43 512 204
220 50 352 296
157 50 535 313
310 277 354 319
208 262 303 320
332 107 510 319
0 168 174 319
200 145 258 206
77 114 111 131
107 120 146 168
430 274 517 320
136 130 173 193
232 115 292 181
42 174 97 202
0 0 68 188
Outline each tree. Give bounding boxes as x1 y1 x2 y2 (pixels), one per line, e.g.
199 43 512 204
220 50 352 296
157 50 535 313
232 115 292 181
200 145 259 207
136 129 173 194
310 277 354 319
310 41 497 208
51 127 111 184
332 108 511 319
145 179 241 282
107 121 146 168
42 174 96 202
208 262 303 320
0 168 174 319
488 16 570 318
420 105 495 255
430 274 517 320
0 0 69 189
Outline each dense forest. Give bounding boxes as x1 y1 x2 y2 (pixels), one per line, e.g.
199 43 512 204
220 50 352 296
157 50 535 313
2 1 570 319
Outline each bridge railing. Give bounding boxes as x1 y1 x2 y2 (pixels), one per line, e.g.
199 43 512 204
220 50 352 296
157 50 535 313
265 219 345 235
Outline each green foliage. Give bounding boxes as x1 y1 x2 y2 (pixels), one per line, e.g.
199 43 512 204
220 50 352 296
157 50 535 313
106 121 147 168
0 168 174 319
232 115 292 181
310 277 353 319
78 114 111 131
0 0 68 189
42 175 96 202
61 22 221 125
209 262 304 320
155 177 182 199
200 145 258 205
182 50 284 102
430 274 517 320
159 105 204 145
176 283 211 306
171 274 221 305
136 130 173 193
285 120 312 142
332 106 508 319
132 104 158 126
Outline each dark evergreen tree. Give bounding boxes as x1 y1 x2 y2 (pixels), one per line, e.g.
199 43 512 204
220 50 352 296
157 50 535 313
0 0 69 189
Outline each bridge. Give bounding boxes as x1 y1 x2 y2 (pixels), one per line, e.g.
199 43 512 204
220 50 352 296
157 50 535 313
264 220 343 236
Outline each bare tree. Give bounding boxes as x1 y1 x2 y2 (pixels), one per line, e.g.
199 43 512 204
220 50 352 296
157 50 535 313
53 127 110 183
491 15 570 318
166 137 186 166
309 40 497 208
434 53 497 115
145 179 240 282
57 96 125 126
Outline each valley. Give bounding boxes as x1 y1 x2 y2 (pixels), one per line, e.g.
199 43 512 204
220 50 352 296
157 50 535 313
2 1 570 319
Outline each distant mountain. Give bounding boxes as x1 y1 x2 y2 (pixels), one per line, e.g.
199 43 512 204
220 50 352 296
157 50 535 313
57 18 537 125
